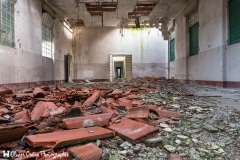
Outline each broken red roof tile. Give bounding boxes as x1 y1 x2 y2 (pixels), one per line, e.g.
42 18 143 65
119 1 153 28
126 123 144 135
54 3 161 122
139 86 148 90
169 153 183 160
131 100 143 107
16 93 34 98
62 113 112 129
134 118 153 125
0 96 6 103
118 101 132 110
13 110 31 123
0 107 9 116
60 107 81 119
0 88 13 95
100 105 119 116
108 117 158 144
0 125 28 144
74 101 81 108
31 101 46 121
33 87 45 98
153 118 170 126
111 89 123 95
25 126 114 148
127 94 138 99
0 116 10 123
34 98 57 102
92 85 108 90
68 143 102 160
118 98 131 103
126 106 149 119
49 106 65 116
111 115 122 123
149 105 181 118
82 88 90 94
83 90 100 108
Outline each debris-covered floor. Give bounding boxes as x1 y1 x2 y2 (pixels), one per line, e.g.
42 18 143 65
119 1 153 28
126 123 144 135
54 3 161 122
0 78 240 160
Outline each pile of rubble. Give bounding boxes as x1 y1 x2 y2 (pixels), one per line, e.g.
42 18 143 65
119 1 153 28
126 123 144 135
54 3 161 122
0 78 239 160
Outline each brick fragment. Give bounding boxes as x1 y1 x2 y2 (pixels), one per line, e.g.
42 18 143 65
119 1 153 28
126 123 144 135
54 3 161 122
83 90 100 108
0 107 9 116
0 125 28 144
13 110 31 123
0 88 13 95
100 105 119 116
33 87 45 98
31 101 46 121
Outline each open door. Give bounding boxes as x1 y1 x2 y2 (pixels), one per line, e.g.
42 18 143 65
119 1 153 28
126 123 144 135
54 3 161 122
110 54 132 81
64 54 72 82
125 55 132 80
64 55 69 82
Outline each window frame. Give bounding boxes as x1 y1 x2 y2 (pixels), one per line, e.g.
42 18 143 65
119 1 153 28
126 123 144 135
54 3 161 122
0 0 15 48
170 38 175 62
228 0 240 45
41 12 54 58
188 9 199 56
189 22 199 56
42 25 52 58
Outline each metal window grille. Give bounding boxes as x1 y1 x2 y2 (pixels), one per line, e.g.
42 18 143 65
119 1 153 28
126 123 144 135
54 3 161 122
42 12 54 58
0 0 15 47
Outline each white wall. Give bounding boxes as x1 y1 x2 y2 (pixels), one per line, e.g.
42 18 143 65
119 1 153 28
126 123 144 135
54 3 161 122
170 0 227 82
0 0 42 84
0 0 73 85
226 43 240 81
74 27 168 80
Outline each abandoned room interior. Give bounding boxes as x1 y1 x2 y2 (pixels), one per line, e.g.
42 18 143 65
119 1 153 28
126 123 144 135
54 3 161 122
0 0 240 159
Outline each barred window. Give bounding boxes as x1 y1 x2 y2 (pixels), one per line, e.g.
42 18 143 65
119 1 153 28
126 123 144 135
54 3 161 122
0 0 15 47
42 12 54 58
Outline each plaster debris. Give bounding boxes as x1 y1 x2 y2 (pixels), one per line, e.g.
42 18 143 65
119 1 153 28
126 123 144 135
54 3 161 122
0 78 239 159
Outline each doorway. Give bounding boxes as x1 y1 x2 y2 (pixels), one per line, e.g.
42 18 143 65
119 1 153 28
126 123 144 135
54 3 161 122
109 54 132 81
64 54 72 82
114 61 124 79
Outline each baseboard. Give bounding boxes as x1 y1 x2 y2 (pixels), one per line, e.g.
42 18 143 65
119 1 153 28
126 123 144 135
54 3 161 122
73 79 109 83
0 80 66 89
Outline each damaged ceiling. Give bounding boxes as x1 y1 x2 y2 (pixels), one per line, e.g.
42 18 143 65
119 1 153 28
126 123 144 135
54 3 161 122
46 0 190 28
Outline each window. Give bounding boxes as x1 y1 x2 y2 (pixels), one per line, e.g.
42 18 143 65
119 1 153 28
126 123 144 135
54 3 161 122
229 0 240 44
0 0 15 47
170 39 175 61
42 26 52 58
188 9 199 56
42 12 54 58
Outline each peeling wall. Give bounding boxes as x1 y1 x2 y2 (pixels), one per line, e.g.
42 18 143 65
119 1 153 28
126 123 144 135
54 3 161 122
0 0 73 85
52 20 73 82
170 0 229 82
0 0 42 84
74 27 168 80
